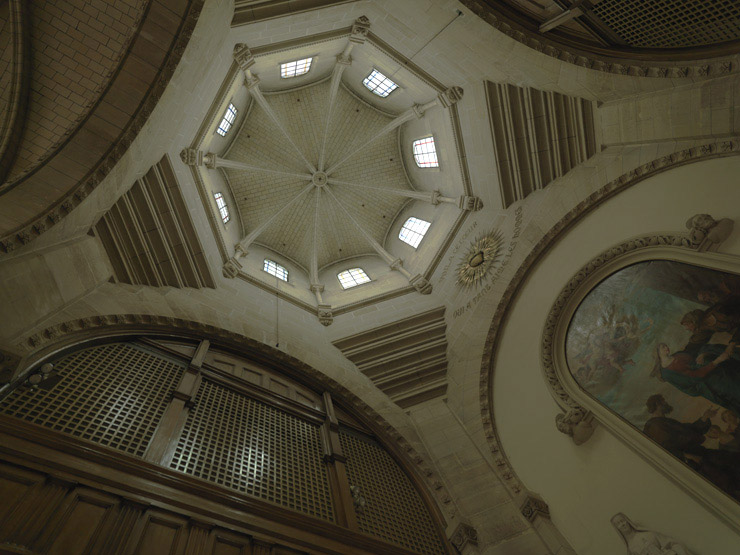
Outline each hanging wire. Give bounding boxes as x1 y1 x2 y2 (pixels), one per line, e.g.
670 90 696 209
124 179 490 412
275 273 280 348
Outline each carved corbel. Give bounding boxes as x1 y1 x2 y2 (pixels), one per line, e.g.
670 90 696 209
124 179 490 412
685 213 734 252
438 86 464 108
233 43 255 72
555 406 595 445
410 274 433 295
349 15 371 44
520 494 550 522
449 522 478 554
459 196 484 211
222 256 243 279
317 304 333 326
180 148 202 166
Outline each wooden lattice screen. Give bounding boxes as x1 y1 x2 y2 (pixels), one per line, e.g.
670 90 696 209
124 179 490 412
339 429 446 554
0 343 183 457
592 0 740 48
170 378 335 522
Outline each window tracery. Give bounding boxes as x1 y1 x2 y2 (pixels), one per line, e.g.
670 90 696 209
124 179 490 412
214 192 230 223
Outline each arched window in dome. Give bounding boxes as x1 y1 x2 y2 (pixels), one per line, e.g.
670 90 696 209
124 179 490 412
362 69 398 97
216 103 237 137
399 217 431 248
263 259 289 281
337 268 371 289
412 136 439 168
280 57 313 78
213 192 230 223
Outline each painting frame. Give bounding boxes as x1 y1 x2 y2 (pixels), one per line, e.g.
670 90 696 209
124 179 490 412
543 239 740 534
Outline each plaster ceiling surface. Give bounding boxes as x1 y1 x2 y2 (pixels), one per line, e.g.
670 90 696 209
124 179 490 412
226 80 412 270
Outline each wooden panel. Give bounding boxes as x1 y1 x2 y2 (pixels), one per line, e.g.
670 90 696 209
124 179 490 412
132 511 188 555
0 462 44 523
47 491 115 554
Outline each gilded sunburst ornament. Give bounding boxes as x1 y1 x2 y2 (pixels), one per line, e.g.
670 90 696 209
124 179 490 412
456 230 504 288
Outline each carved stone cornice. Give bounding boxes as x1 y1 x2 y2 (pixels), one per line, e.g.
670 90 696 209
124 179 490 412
15 314 458 522
478 139 740 496
459 0 738 78
0 0 206 253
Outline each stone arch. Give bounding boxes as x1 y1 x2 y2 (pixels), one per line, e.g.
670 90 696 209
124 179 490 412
479 141 740 498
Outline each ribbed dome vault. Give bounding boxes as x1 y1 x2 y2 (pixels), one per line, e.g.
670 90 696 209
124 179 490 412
184 16 481 325
225 79 412 271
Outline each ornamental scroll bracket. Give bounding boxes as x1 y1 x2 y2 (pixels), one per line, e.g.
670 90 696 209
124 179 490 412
544 215 735 446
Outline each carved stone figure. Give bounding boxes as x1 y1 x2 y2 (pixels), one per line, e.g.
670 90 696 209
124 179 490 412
555 407 595 445
685 214 734 252
611 513 693 555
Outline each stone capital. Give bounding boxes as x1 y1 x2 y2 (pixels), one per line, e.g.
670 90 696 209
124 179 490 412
203 153 217 169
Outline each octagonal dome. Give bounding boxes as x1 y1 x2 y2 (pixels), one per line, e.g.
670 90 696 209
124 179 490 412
182 16 481 324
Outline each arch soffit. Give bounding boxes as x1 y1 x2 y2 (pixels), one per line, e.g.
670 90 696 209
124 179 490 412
9 314 457 526
479 140 740 497
0 0 206 254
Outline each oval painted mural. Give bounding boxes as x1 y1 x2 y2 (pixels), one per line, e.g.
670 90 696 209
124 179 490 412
566 260 740 502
